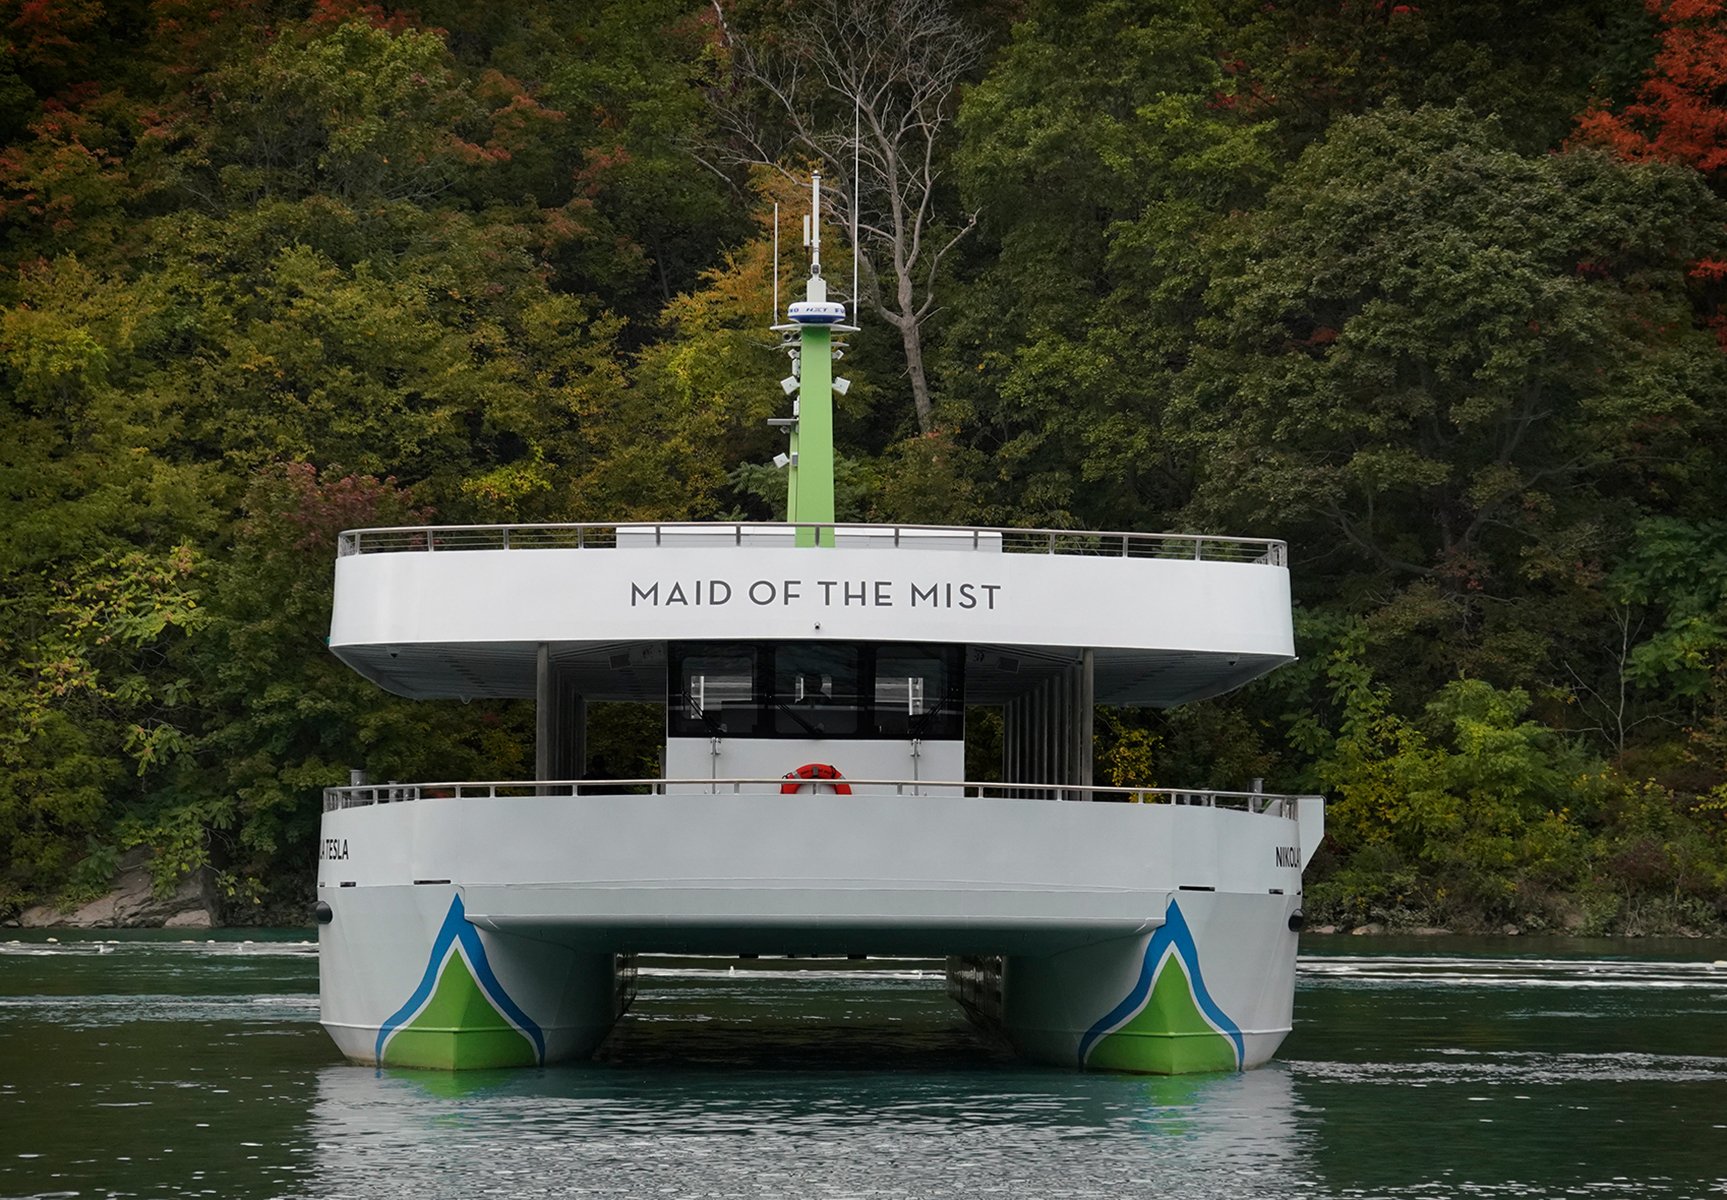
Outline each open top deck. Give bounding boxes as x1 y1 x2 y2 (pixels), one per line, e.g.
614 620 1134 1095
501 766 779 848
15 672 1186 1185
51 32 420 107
329 520 1294 707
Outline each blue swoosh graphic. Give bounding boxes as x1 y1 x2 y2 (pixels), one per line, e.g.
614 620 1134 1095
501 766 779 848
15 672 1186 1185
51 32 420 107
1075 900 1245 1069
373 893 547 1066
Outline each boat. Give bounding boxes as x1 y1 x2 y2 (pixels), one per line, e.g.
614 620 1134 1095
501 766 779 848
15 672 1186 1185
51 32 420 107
315 176 1325 1074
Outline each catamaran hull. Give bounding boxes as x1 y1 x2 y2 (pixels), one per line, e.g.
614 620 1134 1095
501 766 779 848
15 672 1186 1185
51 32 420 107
318 884 622 1070
969 891 1299 1073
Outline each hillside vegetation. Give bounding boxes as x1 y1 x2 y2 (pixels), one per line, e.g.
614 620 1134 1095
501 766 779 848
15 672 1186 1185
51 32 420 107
3 0 1725 932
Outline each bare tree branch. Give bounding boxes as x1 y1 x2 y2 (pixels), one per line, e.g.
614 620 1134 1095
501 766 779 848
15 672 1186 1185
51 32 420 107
711 0 981 434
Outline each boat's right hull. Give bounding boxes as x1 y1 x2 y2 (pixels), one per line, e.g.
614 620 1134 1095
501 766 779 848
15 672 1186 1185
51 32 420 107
994 890 1299 1073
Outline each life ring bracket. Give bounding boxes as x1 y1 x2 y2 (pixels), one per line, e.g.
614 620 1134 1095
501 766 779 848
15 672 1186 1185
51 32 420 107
780 763 852 795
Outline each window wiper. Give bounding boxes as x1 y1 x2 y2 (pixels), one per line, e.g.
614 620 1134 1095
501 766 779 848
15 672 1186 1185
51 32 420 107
908 692 958 738
774 700 824 736
677 689 726 738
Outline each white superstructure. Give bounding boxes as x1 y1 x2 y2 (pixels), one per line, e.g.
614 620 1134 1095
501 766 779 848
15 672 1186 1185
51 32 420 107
316 521 1323 1073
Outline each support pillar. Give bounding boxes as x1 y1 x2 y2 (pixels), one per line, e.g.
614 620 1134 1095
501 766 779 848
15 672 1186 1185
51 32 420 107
536 644 585 788
1078 649 1094 796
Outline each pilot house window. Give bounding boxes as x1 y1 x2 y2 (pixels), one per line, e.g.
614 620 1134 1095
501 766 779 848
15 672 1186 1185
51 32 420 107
668 642 962 740
678 649 756 735
772 645 862 737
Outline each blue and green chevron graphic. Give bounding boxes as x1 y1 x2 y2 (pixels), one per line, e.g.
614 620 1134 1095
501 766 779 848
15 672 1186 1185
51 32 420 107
374 895 545 1070
1077 901 1245 1074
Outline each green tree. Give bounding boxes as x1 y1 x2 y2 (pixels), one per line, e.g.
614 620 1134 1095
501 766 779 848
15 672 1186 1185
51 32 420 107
1166 106 1727 698
946 0 1276 526
1309 637 1604 928
0 258 220 906
1219 0 1655 157
161 465 532 910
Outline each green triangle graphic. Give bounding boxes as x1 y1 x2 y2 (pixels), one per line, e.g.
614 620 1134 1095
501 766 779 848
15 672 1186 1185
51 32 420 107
1087 953 1239 1075
381 950 539 1070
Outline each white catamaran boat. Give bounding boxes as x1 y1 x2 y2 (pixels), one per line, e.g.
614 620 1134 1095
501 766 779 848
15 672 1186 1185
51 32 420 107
316 177 1325 1074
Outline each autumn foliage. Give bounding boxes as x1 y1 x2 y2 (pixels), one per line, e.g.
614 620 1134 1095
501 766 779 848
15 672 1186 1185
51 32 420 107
1575 0 1727 181
1574 0 1727 347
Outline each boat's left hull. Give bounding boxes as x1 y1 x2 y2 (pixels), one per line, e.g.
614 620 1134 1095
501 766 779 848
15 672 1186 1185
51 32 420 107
319 884 621 1069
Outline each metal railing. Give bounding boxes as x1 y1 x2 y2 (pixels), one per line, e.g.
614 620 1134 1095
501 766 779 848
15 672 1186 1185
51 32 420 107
335 522 1285 567
322 777 1311 818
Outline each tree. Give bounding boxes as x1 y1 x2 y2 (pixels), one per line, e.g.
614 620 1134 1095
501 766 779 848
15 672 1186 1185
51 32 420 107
0 257 220 907
1218 0 1655 157
1573 0 1727 349
163 465 532 908
538 1 750 326
1574 0 1727 185
1309 645 1603 928
1164 106 1727 698
942 0 1277 526
713 0 984 435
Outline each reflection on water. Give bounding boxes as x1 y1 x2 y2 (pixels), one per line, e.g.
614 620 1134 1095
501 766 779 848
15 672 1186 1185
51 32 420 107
309 1065 1307 1200
306 970 1307 1199
1 934 1724 1199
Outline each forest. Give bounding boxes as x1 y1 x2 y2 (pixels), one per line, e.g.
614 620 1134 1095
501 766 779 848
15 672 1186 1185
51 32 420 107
2 0 1725 933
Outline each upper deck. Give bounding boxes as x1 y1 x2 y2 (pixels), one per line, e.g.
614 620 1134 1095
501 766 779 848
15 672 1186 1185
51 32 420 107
329 521 1294 706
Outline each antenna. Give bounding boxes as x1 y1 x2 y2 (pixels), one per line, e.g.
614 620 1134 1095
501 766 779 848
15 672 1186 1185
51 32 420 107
772 202 780 327
809 172 822 274
852 97 861 323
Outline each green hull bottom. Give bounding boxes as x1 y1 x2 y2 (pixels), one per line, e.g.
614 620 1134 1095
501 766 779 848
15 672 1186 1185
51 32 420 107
381 952 538 1070
1086 957 1240 1074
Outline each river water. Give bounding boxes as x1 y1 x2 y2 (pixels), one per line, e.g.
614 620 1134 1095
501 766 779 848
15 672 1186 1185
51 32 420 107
2 932 1724 1199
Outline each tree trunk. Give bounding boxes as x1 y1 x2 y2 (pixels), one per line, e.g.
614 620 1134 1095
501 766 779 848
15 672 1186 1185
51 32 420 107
899 316 934 435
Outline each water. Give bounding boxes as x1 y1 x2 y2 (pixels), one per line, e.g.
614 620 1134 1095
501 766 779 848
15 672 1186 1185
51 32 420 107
3 932 1725 1199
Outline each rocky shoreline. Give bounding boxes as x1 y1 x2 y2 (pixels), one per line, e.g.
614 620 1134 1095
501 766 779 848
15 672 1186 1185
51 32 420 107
7 849 217 930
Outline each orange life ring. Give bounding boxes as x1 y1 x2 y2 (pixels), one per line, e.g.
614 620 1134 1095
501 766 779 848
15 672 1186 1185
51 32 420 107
780 763 852 795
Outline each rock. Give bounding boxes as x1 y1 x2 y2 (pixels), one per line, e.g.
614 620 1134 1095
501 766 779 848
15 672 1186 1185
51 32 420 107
16 849 216 929
1502 924 1522 936
1409 927 1452 936
1311 924 1339 935
1350 922 1386 936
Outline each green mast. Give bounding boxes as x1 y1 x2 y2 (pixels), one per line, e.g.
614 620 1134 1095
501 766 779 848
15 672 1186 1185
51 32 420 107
775 172 854 549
